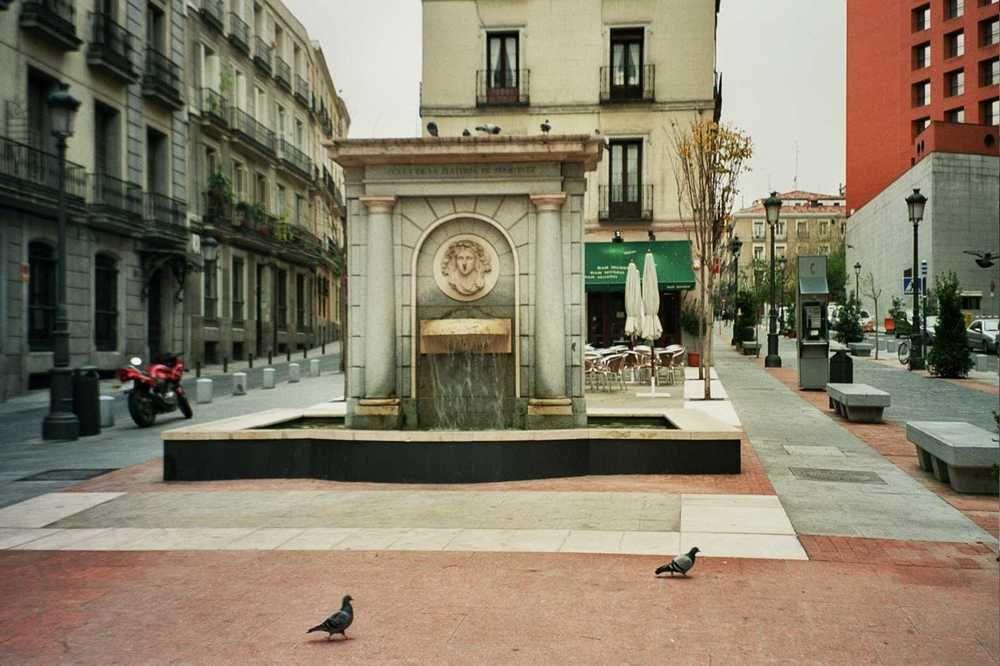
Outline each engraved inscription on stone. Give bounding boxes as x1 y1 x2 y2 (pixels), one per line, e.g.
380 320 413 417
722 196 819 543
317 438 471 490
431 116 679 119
433 234 500 302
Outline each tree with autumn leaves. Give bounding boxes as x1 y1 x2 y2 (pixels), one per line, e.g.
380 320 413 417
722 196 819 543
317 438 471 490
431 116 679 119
671 117 753 399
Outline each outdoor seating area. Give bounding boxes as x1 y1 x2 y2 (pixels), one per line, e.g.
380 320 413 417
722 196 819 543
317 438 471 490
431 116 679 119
585 344 687 392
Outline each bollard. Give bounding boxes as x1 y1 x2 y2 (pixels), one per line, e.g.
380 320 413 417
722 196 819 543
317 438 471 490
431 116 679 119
303 347 307 360
263 367 276 389
309 358 320 378
248 353 254 369
196 361 202 379
288 363 301 383
233 372 247 396
286 349 291 363
99 394 115 428
268 351 273 365
72 366 102 437
196 378 213 404
223 357 228 374
321 342 326 355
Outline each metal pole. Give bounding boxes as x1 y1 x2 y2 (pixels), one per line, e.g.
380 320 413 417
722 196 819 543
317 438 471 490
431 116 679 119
910 222 924 370
42 134 79 440
731 257 739 346
765 225 781 367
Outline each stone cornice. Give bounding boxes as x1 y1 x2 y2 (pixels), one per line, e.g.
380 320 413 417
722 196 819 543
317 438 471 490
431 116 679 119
530 193 568 211
359 196 398 214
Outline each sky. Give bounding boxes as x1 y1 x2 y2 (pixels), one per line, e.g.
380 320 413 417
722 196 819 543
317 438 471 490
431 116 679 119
287 0 847 204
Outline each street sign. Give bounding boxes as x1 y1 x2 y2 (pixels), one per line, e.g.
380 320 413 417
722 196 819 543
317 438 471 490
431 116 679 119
902 277 924 295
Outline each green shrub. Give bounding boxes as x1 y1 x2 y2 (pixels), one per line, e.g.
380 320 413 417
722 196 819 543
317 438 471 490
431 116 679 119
926 272 972 378
832 296 864 344
733 290 757 343
888 297 912 337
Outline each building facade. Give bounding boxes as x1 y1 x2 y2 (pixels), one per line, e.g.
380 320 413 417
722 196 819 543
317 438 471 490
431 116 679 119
847 0 999 212
419 0 721 347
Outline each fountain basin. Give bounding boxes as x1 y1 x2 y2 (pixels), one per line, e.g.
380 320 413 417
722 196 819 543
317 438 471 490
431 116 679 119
162 407 741 483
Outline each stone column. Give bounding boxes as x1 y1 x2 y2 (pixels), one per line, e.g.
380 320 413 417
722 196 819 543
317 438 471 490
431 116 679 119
530 193 568 399
360 196 398 399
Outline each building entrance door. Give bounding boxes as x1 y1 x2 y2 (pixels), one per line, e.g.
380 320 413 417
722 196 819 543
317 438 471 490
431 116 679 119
255 264 264 357
147 270 162 358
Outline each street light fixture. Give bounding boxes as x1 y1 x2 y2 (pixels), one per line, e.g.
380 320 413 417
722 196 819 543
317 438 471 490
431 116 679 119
201 235 219 263
763 192 783 368
42 83 81 441
729 234 743 346
778 256 787 335
906 188 927 370
853 262 861 302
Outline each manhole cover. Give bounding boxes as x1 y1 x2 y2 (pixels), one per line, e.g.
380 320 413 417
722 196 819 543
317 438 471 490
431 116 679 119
789 467 886 485
17 469 118 482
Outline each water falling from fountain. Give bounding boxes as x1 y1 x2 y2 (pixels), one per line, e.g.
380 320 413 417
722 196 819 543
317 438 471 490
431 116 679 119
427 335 509 430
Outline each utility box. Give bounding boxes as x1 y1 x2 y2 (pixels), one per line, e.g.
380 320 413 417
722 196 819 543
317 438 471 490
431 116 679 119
829 349 853 384
796 256 830 390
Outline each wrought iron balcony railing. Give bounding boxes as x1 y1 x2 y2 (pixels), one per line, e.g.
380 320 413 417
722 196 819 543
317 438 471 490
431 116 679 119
275 57 291 90
294 75 310 106
87 12 137 83
253 36 273 74
228 12 250 53
598 184 654 222
0 134 86 202
230 107 276 155
143 48 184 110
600 64 655 103
200 88 228 128
199 0 223 33
279 138 312 179
143 192 187 237
476 69 530 107
19 0 81 50
88 172 143 219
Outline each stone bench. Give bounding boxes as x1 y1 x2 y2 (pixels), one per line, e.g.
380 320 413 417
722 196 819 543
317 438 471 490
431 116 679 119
826 383 890 423
848 342 873 357
906 421 999 495
741 341 761 357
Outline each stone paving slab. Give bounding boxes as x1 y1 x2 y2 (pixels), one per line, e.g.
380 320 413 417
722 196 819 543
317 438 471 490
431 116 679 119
0 492 123 528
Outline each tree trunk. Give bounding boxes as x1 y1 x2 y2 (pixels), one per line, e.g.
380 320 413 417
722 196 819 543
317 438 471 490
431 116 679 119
703 267 714 400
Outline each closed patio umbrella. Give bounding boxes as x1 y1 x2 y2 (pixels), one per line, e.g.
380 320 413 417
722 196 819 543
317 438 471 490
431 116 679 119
624 260 643 339
638 250 666 397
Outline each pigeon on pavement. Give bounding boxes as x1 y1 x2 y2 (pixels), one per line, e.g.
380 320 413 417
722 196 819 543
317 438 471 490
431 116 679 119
307 595 354 640
655 547 700 577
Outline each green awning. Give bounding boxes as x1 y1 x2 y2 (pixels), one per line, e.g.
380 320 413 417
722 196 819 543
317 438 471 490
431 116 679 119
585 241 696 292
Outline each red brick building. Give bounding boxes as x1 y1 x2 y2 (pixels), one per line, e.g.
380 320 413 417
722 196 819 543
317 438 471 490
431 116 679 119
847 0 999 212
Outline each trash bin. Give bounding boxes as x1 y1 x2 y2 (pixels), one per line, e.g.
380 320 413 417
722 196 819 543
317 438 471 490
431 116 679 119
742 326 756 343
829 349 853 384
72 366 102 437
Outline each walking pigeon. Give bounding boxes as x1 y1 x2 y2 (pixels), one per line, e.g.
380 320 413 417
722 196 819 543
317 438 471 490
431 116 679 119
655 547 700 577
307 595 354 640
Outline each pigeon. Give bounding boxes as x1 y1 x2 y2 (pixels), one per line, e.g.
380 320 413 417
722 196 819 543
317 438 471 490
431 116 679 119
426 122 439 137
540 119 551 134
475 123 501 135
655 547 700 577
963 250 997 269
462 128 472 137
307 595 354 640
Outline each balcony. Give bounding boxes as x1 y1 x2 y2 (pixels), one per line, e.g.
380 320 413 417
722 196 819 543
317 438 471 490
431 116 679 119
87 172 143 235
230 107 276 157
19 0 82 51
598 184 653 223
322 167 343 211
143 192 188 246
294 75 310 107
199 0 223 33
600 64 655 104
87 12 137 83
199 88 228 136
275 57 291 91
476 69 530 107
143 49 184 110
278 138 312 181
228 13 250 54
253 36 273 74
0 135 86 215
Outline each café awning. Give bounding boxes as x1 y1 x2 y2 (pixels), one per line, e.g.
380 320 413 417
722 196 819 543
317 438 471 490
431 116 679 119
584 241 696 292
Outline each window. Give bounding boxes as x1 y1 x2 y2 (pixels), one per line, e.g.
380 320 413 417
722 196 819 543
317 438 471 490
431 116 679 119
205 145 219 179
818 244 831 255
146 126 168 195
254 172 268 208
276 184 286 215
28 242 56 351
945 0 964 19
982 98 1000 125
486 31 519 99
913 116 931 137
199 43 219 90
796 220 809 239
981 57 1000 86
945 30 964 58
203 257 218 321
94 254 118 351
752 244 765 261
296 274 306 329
818 220 830 238
234 70 247 110
960 295 982 310
94 102 121 178
254 86 267 123
608 139 642 220
775 245 787 259
982 17 1000 46
913 42 931 69
609 28 644 99
232 256 245 324
913 80 931 106
295 194 306 224
774 220 786 239
276 269 287 330
945 106 966 122
231 160 247 201
276 104 287 139
752 220 765 240
913 5 931 31
946 69 965 96
146 2 166 51
295 118 304 148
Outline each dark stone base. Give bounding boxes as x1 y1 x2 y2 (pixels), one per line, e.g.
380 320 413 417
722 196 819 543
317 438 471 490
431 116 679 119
164 435 741 483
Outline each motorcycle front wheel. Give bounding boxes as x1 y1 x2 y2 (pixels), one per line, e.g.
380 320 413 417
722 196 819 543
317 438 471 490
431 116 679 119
178 393 193 419
128 390 157 428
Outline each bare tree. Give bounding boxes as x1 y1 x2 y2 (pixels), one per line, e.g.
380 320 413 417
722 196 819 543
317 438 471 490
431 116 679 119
671 117 753 399
862 272 882 360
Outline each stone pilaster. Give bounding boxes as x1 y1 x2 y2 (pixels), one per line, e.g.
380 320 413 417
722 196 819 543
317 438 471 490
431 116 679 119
359 196 399 418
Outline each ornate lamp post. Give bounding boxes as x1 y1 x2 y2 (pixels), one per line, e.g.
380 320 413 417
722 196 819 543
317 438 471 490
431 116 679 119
906 188 927 370
42 84 82 441
854 262 861 302
729 234 742 346
763 192 783 368
778 256 787 334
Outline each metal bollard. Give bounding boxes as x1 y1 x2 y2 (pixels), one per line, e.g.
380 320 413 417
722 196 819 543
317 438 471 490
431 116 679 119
248 353 254 369
268 351 273 365
303 347 307 360
223 357 228 374
286 349 291 363
233 372 247 396
321 342 326 355
262 367 276 389
99 394 115 428
309 358 320 378
196 377 213 404
288 363 301 383
196 361 202 378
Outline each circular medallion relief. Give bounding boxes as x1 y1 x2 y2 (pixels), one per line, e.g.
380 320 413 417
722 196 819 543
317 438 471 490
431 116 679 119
433 234 500 302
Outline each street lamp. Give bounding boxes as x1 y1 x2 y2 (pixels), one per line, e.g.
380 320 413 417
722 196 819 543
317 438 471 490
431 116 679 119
763 192 783 368
906 188 927 370
42 83 81 441
853 262 861 302
729 234 743 346
778 256 787 335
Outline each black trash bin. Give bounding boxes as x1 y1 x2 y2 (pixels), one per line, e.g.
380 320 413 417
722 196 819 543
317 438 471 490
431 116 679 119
742 326 757 343
73 366 102 437
829 349 853 384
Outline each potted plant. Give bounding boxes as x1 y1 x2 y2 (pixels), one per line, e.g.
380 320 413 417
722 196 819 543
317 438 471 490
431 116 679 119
204 171 232 223
681 300 702 367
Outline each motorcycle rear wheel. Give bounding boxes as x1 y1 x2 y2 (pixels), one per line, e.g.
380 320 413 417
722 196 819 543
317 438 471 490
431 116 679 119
128 391 157 428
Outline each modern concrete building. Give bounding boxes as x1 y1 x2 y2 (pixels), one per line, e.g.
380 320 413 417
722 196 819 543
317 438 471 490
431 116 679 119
419 0 721 347
847 0 999 212
184 0 349 364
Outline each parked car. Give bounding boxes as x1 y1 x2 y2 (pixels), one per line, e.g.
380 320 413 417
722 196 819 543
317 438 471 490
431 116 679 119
967 318 999 354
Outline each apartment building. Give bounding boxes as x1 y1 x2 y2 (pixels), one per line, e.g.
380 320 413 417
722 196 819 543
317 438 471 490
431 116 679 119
0 0 189 399
419 0 722 347
186 0 349 363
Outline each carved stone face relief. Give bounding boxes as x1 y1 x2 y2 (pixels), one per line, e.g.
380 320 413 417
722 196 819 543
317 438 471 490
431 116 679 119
433 234 500 302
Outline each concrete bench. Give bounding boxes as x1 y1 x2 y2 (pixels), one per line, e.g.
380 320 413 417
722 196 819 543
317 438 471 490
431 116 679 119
826 383 890 423
848 343 873 357
741 341 761 357
906 421 999 495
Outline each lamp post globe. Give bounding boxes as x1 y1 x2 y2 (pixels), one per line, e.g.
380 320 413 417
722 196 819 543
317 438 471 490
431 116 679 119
41 83 81 441
729 234 743 346
763 192 783 368
905 188 927 370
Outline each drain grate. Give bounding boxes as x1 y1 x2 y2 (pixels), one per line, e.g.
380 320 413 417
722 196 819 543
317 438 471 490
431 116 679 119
789 467 886 485
17 469 118 482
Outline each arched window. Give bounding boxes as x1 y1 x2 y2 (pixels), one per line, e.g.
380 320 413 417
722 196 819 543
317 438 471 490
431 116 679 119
28 241 56 351
95 253 118 351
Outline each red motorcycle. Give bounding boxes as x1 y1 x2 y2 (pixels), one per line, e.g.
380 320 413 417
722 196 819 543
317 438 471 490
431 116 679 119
118 353 193 427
